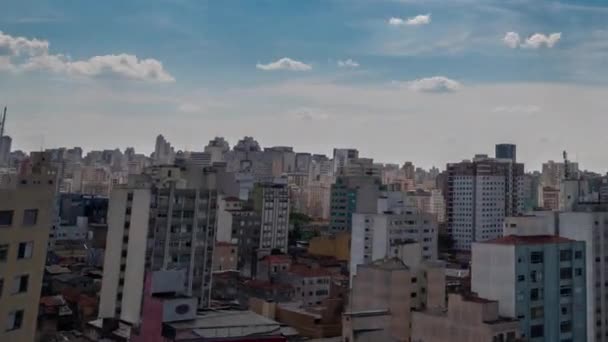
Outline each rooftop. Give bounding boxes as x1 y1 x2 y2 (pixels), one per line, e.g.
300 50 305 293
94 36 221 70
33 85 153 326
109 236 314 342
166 310 282 339
484 235 574 245
361 257 409 271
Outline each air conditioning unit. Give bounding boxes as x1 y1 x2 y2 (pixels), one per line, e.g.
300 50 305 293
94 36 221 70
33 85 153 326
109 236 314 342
162 297 198 323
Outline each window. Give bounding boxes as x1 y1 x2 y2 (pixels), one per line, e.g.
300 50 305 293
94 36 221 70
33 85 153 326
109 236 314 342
0 278 3 297
530 270 542 283
0 210 13 226
531 307 544 319
530 251 544 264
6 310 24 331
560 250 572 261
561 305 570 315
560 268 572 280
575 250 583 259
20 209 39 226
517 275 525 282
0 244 8 262
127 193 133 201
575 268 583 276
530 288 543 301
17 242 33 259
530 324 544 338
12 275 29 294
560 321 572 333
560 286 572 297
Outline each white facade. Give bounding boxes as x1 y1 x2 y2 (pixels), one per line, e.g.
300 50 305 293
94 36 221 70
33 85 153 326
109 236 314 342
350 209 438 280
257 182 290 253
99 188 151 325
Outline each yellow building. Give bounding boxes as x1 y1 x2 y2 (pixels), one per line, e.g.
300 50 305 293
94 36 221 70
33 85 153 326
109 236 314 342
0 152 55 342
308 232 350 261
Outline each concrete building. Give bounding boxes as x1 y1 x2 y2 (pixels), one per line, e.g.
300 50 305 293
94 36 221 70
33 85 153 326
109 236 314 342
153 134 175 165
280 264 332 306
204 137 230 164
540 186 560 210
99 164 227 327
308 232 350 261
0 152 56 342
212 242 237 271
412 293 521 342
345 257 438 342
542 160 579 188
505 206 608 341
253 179 290 254
350 193 438 278
446 155 525 250
329 175 382 233
472 235 587 341
332 148 359 175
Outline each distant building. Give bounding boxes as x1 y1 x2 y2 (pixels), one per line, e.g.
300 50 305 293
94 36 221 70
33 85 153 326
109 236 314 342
472 235 587 341
495 143 517 162
0 152 56 342
332 148 359 175
329 175 382 233
253 180 290 254
212 242 238 271
540 186 560 210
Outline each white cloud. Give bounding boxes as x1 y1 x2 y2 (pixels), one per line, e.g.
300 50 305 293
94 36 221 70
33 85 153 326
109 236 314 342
337 59 360 68
503 31 561 49
522 33 562 48
388 14 431 26
0 30 174 82
400 76 462 93
256 57 312 71
503 32 521 49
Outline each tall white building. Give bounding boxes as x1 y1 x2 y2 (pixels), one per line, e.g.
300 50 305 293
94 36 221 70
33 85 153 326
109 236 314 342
446 155 524 250
350 192 438 280
99 164 225 326
153 134 175 165
332 148 358 175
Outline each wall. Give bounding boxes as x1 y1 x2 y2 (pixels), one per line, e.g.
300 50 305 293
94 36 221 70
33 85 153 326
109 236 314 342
308 232 350 261
471 243 516 317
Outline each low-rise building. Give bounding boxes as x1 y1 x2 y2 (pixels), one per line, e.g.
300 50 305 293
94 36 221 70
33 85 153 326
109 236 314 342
280 264 332 307
212 242 238 271
411 294 520 342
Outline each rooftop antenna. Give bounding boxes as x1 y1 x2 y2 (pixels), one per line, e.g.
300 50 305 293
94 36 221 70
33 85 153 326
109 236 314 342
563 150 570 180
0 106 6 139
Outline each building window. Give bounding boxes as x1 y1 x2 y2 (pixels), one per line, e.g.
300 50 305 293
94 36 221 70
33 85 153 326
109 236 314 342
530 288 543 301
0 278 3 297
0 210 13 226
560 286 572 297
559 250 572 261
0 244 8 262
531 307 544 319
560 321 572 333
575 250 583 259
575 268 583 277
530 324 544 338
17 242 33 260
22 209 38 226
560 268 572 280
517 275 525 282
530 251 544 264
5 310 24 331
12 275 28 294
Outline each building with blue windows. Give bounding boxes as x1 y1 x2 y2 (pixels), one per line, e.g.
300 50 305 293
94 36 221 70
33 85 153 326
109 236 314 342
472 235 586 342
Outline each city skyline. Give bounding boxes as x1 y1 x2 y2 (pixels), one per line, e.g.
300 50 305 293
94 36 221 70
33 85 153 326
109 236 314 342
2 0 608 169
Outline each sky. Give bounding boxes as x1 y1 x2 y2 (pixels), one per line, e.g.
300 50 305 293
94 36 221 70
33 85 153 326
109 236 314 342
1 0 608 171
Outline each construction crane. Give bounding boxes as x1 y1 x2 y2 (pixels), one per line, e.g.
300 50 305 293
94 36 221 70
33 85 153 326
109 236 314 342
0 106 6 140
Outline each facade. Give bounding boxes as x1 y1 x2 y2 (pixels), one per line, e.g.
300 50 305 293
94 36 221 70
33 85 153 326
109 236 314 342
212 242 238 271
412 294 520 342
99 165 223 327
308 232 350 261
541 186 560 210
332 148 359 174
253 180 290 254
329 175 382 233
472 235 587 342
232 209 262 278
446 156 525 250
0 152 55 342
280 265 332 306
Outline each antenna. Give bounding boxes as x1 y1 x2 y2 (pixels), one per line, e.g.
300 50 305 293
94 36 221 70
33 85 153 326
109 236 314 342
563 150 570 180
0 106 6 139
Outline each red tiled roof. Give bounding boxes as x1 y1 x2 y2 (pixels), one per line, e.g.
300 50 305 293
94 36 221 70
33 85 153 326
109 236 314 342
484 235 574 245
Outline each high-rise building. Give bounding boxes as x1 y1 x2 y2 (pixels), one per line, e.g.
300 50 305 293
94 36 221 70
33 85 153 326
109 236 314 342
99 165 225 326
542 160 579 188
0 136 12 167
332 148 358 175
446 155 524 250
253 178 290 254
0 152 56 342
204 137 230 164
472 235 587 342
329 175 382 233
495 143 517 162
153 134 175 165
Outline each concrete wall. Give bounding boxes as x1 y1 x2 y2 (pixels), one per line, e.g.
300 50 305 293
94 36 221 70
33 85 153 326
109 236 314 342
471 243 516 317
308 232 350 261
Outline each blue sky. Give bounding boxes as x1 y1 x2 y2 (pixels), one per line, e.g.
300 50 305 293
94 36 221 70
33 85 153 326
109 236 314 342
1 0 608 170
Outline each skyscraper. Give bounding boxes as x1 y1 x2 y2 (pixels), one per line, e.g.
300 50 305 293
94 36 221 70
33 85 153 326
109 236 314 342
253 178 290 254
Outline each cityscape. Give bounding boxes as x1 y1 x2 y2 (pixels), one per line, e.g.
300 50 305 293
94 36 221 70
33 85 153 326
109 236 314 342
2 1 608 342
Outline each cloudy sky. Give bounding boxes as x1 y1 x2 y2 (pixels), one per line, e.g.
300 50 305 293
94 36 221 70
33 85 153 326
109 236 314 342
1 0 607 171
